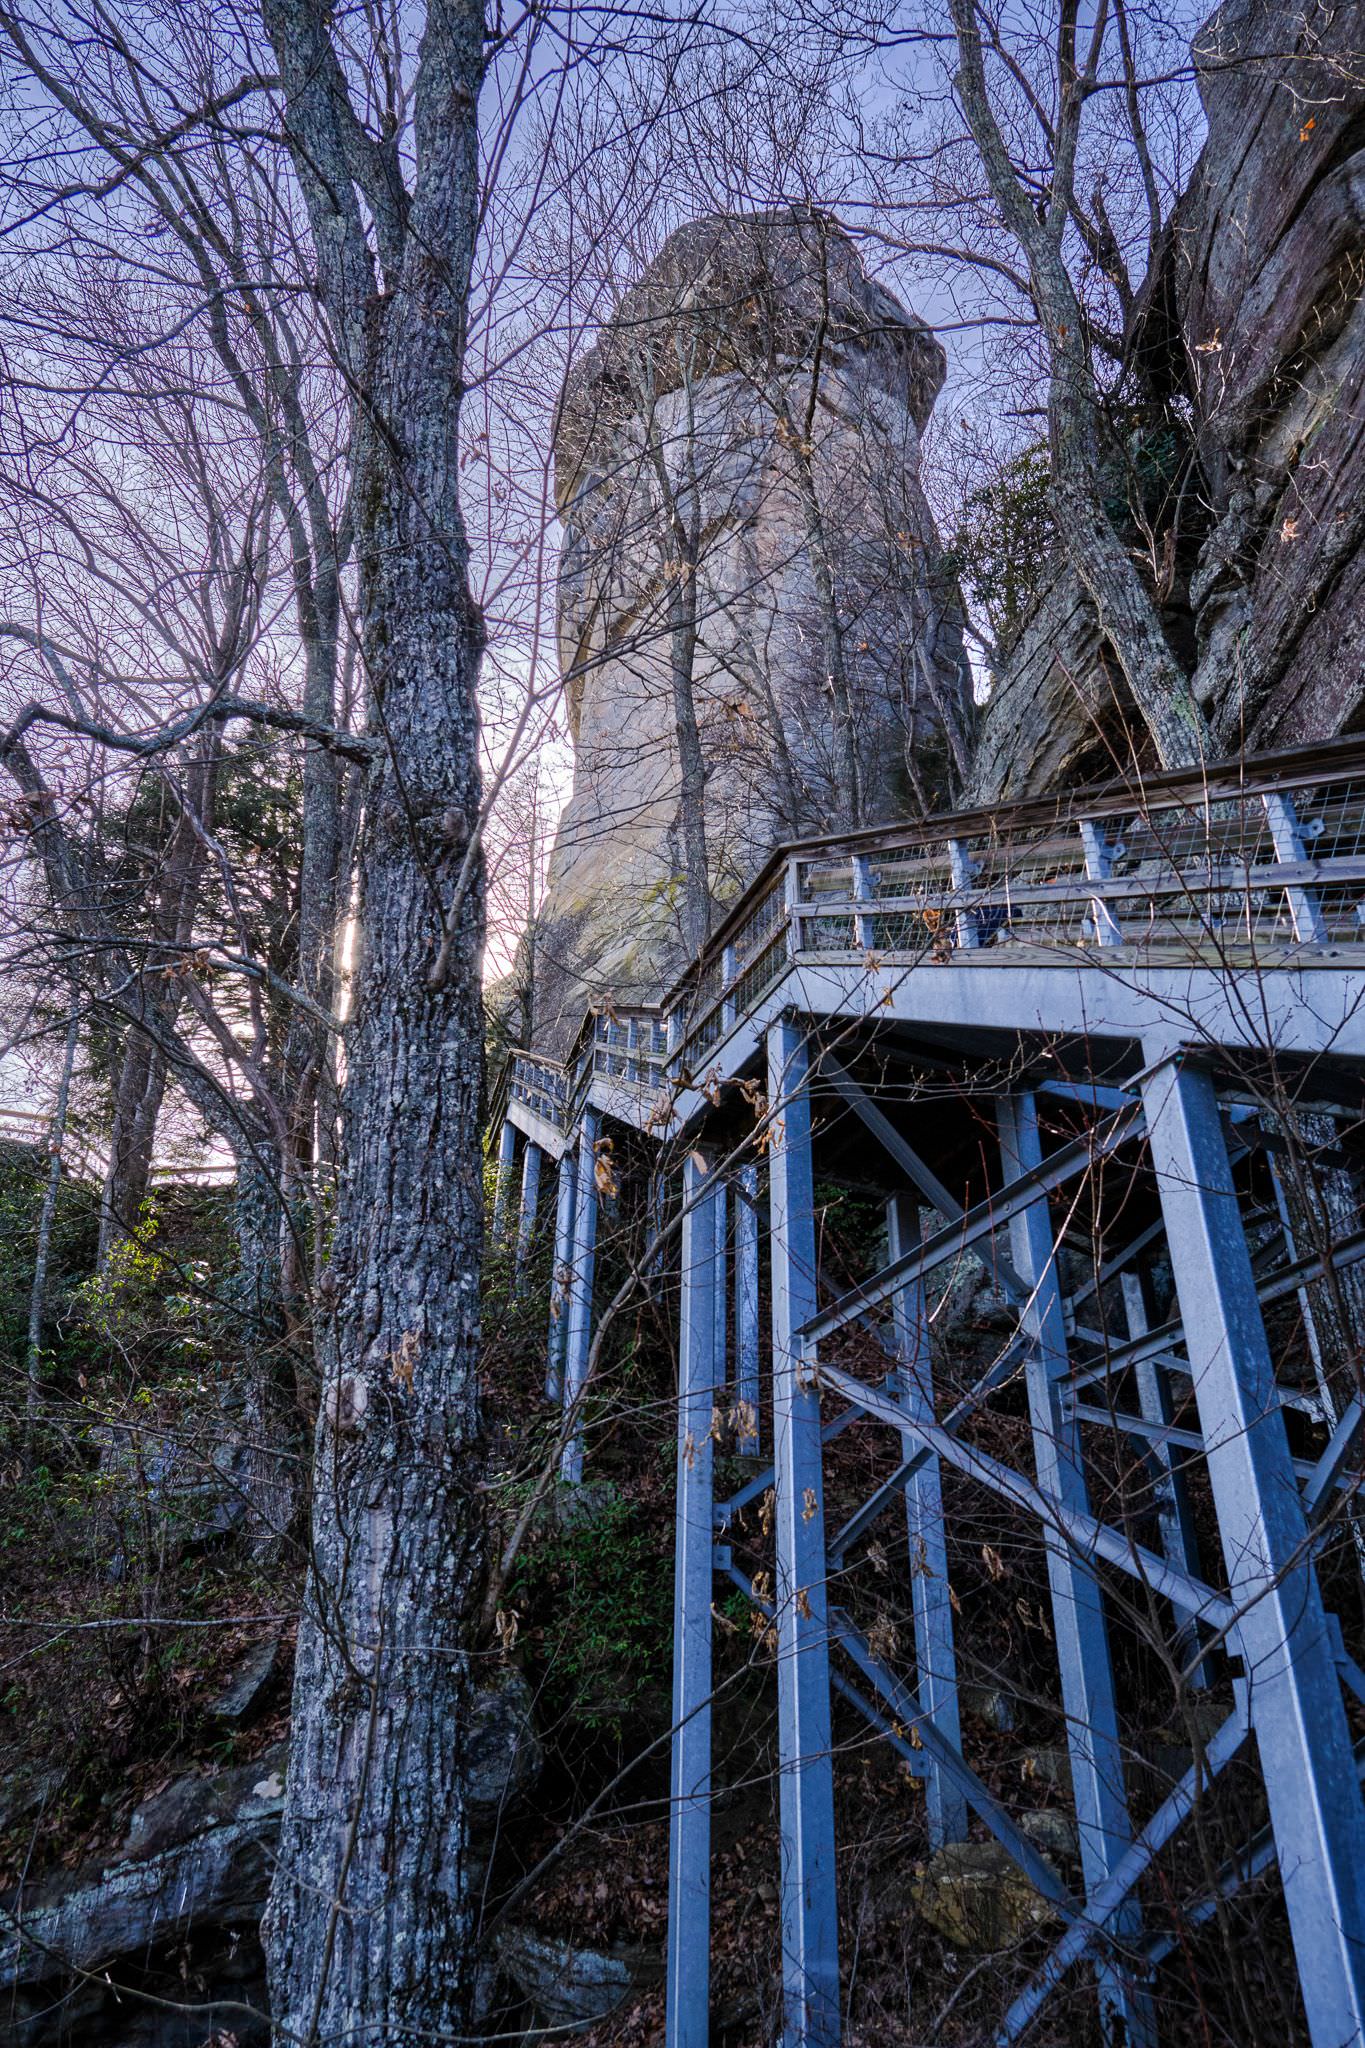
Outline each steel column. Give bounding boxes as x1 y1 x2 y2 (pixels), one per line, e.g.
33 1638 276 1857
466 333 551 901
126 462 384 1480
1121 1268 1212 1686
736 1162 761 1454
887 1194 967 1847
997 1092 1154 2047
1141 1052 1365 2047
767 1015 840 2046
545 1147 578 1402
714 1175 728 1401
666 1152 721 2048
1263 790 1329 944
1079 818 1124 946
514 1138 543 1292
560 1107 601 1484
491 1115 517 1242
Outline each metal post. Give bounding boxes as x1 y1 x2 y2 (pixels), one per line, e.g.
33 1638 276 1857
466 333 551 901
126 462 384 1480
560 1107 601 1484
1263 790 1328 944
946 838 979 951
666 1152 720 2048
1120 1268 1212 1687
736 1162 761 1455
722 943 739 1032
851 854 875 951
1141 1051 1365 2047
545 1146 578 1402
997 1092 1154 2047
714 1175 728 1398
1079 818 1123 946
514 1139 543 1292
767 1015 840 2046
887 1194 967 1847
491 1116 517 1242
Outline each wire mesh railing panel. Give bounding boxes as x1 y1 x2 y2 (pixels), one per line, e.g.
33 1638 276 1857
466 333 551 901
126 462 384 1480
510 1052 569 1130
1312 882 1365 942
586 1008 668 1091
862 909 936 952
865 847 952 898
729 929 792 1016
795 911 858 952
1300 780 1365 861
731 877 786 967
796 856 856 903
962 827 1087 892
979 887 1100 949
1106 800 1274 877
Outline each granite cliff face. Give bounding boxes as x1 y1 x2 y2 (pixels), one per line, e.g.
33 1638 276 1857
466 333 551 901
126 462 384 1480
530 210 971 1052
1176 0 1365 750
970 0 1365 801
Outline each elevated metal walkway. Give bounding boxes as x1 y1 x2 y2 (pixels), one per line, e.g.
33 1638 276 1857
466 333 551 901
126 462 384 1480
490 736 1365 2046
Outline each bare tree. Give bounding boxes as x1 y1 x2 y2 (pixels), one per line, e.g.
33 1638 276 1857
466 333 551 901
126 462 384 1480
253 3 491 2037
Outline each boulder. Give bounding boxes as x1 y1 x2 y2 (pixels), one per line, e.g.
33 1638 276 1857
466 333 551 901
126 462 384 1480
1019 1807 1080 1864
0 1745 288 1997
0 1765 67 1834
960 1682 1017 1734
465 1666 543 1820
913 1839 1061 1951
495 1927 660 2035
0 1667 543 2045
206 1637 280 1724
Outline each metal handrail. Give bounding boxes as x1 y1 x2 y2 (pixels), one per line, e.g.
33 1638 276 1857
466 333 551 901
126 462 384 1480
491 736 1365 1118
661 744 1365 1071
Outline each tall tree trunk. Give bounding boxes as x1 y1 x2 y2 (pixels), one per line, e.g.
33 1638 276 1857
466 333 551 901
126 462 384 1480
27 1003 79 1445
947 0 1209 770
791 444 862 828
97 1031 166 1265
666 569 712 953
260 4 488 2038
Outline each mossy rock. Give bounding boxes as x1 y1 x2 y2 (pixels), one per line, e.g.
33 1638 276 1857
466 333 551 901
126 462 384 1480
913 1840 1060 1951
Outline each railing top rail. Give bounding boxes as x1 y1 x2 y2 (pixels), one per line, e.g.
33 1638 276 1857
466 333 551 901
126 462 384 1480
660 732 1365 1012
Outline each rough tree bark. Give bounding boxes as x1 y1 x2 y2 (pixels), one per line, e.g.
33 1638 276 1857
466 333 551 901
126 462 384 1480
26 1000 79 1441
258 3 488 2042
638 349 713 954
947 0 1209 770
97 731 222 1265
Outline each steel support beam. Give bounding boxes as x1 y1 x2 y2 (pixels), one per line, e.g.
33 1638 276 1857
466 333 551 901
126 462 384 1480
822 1051 1025 1299
491 1115 517 1242
828 1338 1029 1566
560 1107 601 1484
514 1138 543 1292
736 1162 761 1454
805 1104 1144 1346
1141 1051 1365 2048
1263 791 1329 944
817 1361 1236 1633
997 1092 1154 2047
1121 1269 1212 1685
829 1611 1078 1912
999 1694 1251 2044
887 1194 967 1846
545 1146 578 1402
768 1016 840 2046
666 1152 720 2048
714 1175 728 1405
